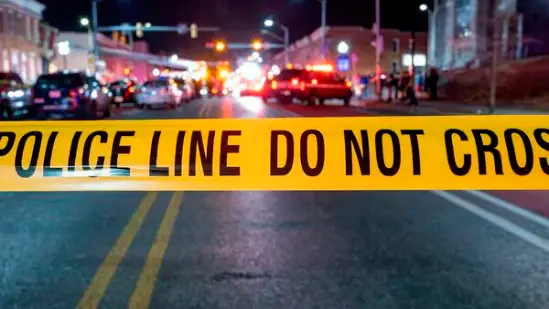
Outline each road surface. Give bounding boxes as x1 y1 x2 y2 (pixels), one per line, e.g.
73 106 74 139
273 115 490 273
1 96 549 309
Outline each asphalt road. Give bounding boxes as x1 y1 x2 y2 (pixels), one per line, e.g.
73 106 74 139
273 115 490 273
1 96 549 309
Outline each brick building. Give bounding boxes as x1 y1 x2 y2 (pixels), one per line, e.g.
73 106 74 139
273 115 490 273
0 0 49 83
271 26 427 78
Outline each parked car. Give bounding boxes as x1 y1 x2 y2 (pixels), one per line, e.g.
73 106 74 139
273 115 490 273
136 78 182 109
0 72 32 120
31 72 111 120
108 79 138 107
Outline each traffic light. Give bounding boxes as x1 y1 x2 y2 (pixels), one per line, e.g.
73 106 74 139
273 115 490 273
120 34 127 45
215 41 226 52
252 39 262 50
190 23 198 39
136 22 143 38
112 31 120 42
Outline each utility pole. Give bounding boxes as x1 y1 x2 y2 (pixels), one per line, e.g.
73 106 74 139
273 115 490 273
91 0 99 74
321 0 327 59
283 26 290 65
489 13 500 113
375 0 381 96
410 31 416 89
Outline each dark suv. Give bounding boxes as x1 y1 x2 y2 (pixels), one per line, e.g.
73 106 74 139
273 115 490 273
108 79 138 107
262 68 353 106
32 72 111 120
0 72 32 120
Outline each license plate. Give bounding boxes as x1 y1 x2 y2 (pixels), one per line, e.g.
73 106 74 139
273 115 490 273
283 90 291 96
48 90 61 98
114 96 123 102
43 105 63 110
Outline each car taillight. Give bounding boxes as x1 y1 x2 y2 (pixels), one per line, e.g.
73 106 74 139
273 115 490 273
311 79 318 85
291 78 299 86
129 86 135 93
346 81 352 88
69 87 85 97
271 81 277 89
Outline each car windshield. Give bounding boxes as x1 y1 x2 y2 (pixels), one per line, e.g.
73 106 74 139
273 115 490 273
0 72 22 86
143 80 169 87
276 69 306 81
35 74 84 89
110 80 134 87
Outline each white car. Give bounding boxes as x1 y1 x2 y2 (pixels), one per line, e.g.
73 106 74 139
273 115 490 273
136 79 182 109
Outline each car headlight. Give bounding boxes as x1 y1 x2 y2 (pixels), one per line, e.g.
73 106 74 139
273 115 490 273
8 90 24 98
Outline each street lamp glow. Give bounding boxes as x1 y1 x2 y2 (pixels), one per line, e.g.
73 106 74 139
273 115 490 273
264 19 274 27
337 41 349 54
57 41 71 56
144 22 152 28
419 4 428 11
80 17 90 27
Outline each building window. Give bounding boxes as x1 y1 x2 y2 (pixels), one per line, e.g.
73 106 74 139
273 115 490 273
11 49 19 73
2 50 9 71
16 14 24 37
36 56 42 75
8 12 14 34
392 61 398 73
0 10 4 33
20 52 27 82
33 19 39 43
26 16 31 40
392 38 399 52
28 52 36 82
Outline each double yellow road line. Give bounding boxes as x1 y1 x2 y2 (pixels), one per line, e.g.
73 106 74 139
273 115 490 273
198 99 213 118
76 191 184 309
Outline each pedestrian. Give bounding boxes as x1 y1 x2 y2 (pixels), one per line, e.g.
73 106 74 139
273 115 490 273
360 74 369 98
398 72 411 102
405 78 419 112
428 67 439 100
386 74 398 102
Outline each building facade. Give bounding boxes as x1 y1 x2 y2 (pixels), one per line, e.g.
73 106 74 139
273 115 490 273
271 26 427 78
0 0 47 83
431 0 549 70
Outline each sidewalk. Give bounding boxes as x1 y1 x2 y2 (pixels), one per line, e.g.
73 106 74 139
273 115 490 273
354 98 549 115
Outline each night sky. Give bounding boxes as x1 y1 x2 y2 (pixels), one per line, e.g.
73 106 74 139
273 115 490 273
39 0 430 60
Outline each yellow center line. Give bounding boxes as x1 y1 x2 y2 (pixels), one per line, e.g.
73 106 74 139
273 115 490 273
128 191 185 309
205 100 213 118
198 100 209 117
76 192 159 309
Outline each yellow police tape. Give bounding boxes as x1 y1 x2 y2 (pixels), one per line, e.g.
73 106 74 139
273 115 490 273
0 115 547 191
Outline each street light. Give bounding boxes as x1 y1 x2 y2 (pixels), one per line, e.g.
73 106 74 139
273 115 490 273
80 17 93 67
419 3 435 67
263 18 289 65
80 17 90 27
337 41 349 54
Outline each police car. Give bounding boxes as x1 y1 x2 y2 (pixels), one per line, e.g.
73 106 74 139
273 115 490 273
262 64 353 106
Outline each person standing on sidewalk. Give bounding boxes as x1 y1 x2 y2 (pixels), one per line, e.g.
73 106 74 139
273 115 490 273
427 67 439 100
386 73 399 102
399 71 411 102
